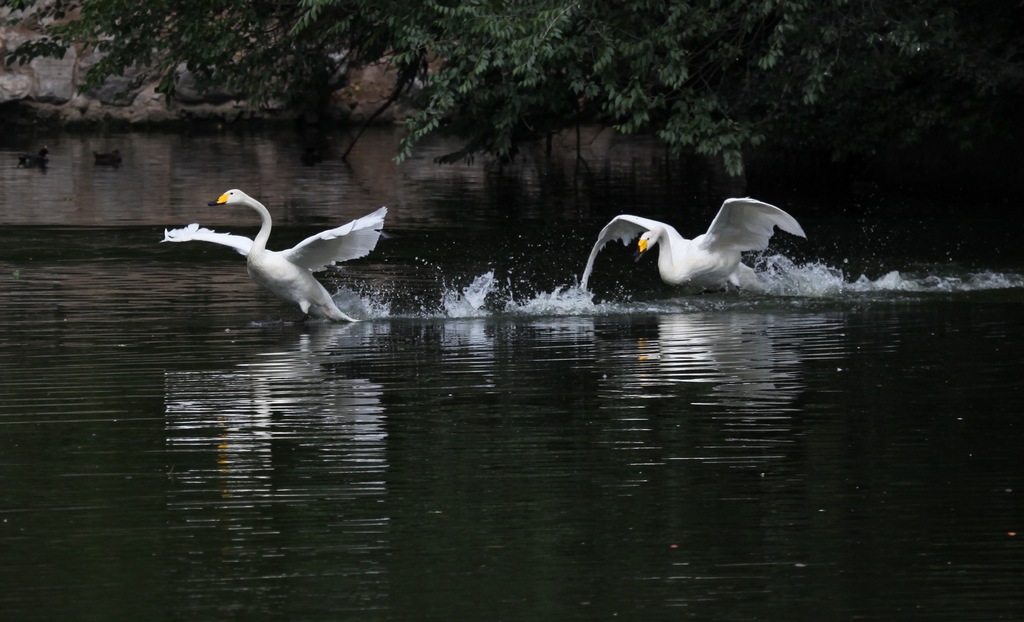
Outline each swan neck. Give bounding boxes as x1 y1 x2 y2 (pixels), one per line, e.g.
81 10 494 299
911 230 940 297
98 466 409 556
248 198 273 253
650 227 670 251
650 227 678 274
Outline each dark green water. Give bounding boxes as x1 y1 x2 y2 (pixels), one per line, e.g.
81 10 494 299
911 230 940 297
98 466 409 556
1 129 1022 620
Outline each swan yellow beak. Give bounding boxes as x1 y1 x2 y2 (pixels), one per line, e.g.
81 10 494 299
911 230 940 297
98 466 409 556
208 192 229 207
634 238 650 262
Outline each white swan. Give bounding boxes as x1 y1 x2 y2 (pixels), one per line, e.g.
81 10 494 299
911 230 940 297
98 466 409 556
162 189 387 321
580 197 805 292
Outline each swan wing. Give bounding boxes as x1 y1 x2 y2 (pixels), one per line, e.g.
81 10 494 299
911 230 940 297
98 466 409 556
580 214 671 290
283 206 388 272
702 197 806 253
161 223 253 256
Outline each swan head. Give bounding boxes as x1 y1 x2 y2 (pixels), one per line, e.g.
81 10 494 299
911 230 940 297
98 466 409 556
635 230 658 262
208 188 250 207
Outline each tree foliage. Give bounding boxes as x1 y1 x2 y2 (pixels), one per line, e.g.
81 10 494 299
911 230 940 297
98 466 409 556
6 0 1023 173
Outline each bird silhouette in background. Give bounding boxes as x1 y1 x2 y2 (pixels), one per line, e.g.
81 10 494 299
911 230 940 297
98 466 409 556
17 147 49 169
301 147 323 166
93 150 122 166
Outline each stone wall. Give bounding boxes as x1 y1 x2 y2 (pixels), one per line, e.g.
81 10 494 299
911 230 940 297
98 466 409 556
0 4 408 127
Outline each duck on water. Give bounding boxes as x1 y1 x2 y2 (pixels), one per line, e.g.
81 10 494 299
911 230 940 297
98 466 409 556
17 147 49 168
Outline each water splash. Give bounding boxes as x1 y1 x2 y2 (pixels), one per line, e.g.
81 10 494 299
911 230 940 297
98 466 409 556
758 255 1024 295
337 257 1024 320
333 285 392 319
439 271 608 317
442 270 498 318
506 285 598 316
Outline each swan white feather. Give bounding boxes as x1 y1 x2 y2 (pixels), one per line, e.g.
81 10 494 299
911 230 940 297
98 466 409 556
580 197 805 291
162 223 253 255
162 189 387 321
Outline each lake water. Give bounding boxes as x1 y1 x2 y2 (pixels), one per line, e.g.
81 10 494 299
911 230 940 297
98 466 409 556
1 127 1022 620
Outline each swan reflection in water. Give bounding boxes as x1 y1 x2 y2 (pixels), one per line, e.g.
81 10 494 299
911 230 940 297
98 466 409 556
164 322 387 497
640 313 807 406
163 323 390 608
600 312 826 466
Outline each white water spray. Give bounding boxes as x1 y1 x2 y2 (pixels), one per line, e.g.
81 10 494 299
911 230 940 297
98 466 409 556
334 256 1024 321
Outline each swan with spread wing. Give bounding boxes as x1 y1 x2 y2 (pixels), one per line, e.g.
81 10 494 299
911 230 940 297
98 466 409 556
580 198 805 292
163 189 386 321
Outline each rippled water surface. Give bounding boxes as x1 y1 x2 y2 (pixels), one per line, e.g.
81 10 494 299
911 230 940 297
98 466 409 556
1 129 1022 620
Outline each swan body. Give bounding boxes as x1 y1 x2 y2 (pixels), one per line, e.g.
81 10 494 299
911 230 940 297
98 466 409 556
163 189 387 321
580 197 805 292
